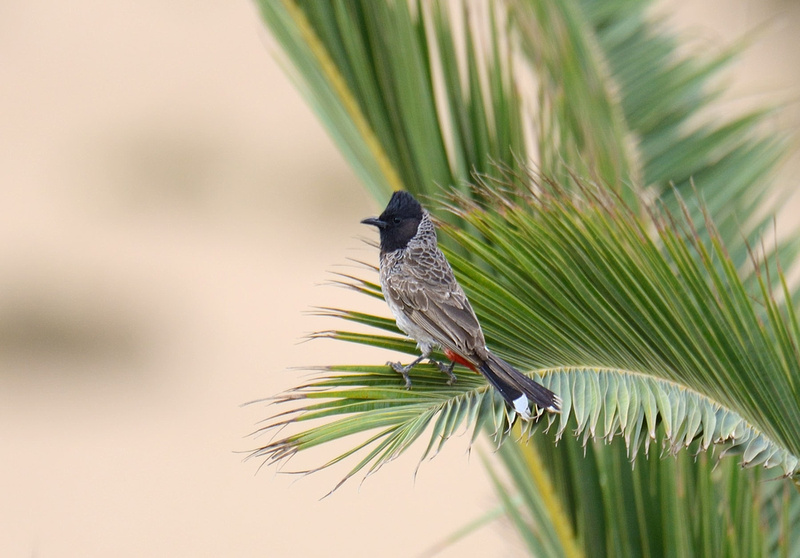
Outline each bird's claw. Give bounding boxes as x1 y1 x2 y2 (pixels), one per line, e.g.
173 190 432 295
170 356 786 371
387 361 413 389
435 360 457 385
386 357 456 388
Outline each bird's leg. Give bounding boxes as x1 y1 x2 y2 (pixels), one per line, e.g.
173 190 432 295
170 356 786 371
387 353 427 389
432 359 457 385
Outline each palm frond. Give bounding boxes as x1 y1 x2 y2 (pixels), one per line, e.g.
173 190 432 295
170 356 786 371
444 176 800 456
258 0 529 206
259 0 796 274
579 0 795 269
252 178 800 488
494 431 800 557
484 445 580 557
512 0 640 203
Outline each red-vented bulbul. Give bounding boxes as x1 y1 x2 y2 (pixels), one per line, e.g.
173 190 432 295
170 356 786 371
362 191 560 419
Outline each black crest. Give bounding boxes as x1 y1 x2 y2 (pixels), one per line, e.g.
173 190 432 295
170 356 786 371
361 191 424 252
383 191 423 220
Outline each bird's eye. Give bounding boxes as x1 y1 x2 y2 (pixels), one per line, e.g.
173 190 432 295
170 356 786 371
392 217 402 224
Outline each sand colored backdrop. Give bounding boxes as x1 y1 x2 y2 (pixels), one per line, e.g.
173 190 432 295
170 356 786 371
1 1 798 556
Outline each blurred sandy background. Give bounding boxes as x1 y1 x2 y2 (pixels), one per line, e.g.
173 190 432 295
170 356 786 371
1 1 798 556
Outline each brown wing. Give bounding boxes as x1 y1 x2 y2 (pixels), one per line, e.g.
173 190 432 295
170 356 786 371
385 244 485 356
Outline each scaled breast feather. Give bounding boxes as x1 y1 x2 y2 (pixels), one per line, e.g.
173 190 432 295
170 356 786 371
385 250 485 355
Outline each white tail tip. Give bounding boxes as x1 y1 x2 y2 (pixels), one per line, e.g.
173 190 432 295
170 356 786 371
513 394 531 420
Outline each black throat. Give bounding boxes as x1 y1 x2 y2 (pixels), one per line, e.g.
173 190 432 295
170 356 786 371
379 216 422 253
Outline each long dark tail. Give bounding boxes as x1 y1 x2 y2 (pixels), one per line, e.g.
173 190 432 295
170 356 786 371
479 352 560 420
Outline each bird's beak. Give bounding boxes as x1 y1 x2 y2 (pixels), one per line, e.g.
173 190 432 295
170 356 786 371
361 217 387 229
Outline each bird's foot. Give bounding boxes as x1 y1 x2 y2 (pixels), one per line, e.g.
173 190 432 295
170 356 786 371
433 360 457 385
387 361 413 389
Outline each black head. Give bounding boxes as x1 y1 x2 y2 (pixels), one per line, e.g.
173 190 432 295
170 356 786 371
361 191 424 252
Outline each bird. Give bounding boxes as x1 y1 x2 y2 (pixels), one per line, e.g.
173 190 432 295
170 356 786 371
361 190 560 419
